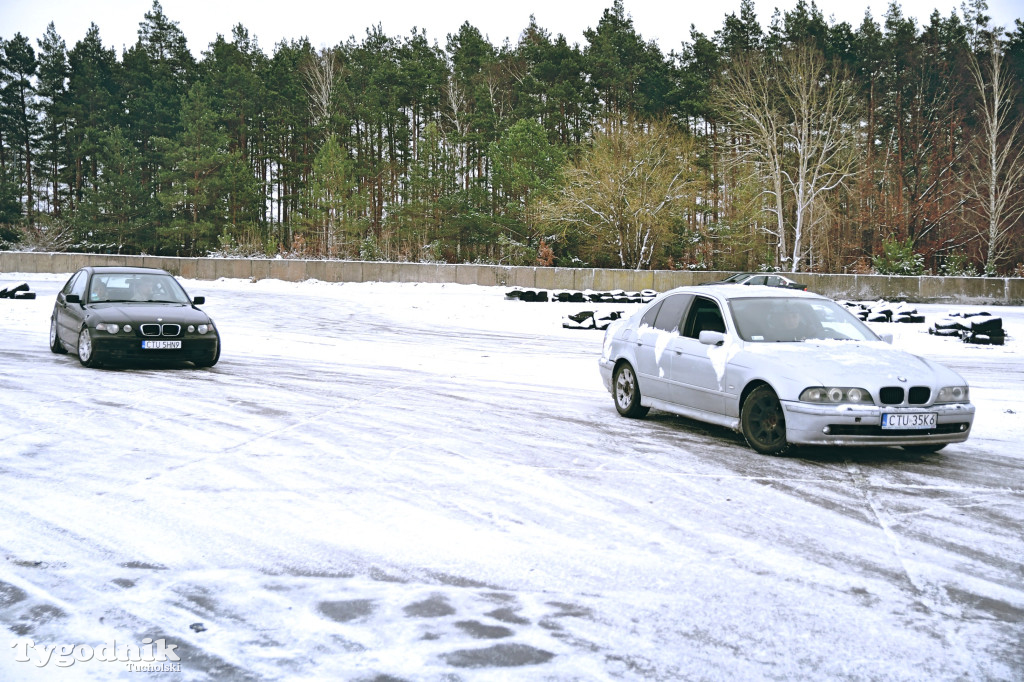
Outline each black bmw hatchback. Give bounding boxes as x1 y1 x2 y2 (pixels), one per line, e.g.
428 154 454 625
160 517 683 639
50 266 220 368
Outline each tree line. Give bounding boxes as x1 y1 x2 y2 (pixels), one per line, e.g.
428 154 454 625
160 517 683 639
1 0 1022 274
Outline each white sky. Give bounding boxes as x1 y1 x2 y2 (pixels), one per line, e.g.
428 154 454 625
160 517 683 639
1 0 1021 57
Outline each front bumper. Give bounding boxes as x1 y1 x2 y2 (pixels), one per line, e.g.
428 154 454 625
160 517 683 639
89 333 218 364
782 400 975 447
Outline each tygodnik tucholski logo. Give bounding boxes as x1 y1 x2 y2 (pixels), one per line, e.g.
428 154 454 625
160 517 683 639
11 637 182 672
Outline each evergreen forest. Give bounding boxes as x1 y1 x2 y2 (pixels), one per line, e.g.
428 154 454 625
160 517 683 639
1 0 1022 275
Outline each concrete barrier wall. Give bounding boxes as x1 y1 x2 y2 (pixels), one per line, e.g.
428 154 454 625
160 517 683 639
2 251 1021 305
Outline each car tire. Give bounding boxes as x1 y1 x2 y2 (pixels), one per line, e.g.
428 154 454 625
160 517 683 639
49 317 67 354
613 362 649 418
902 444 946 454
77 327 102 368
194 331 220 368
741 385 790 455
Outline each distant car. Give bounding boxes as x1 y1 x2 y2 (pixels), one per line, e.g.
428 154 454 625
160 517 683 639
598 285 974 455
50 266 220 368
702 272 807 290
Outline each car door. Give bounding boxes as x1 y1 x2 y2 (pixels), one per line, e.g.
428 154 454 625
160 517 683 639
55 271 87 347
634 293 692 402
664 296 728 414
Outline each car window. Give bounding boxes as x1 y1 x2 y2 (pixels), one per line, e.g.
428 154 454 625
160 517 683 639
62 272 82 296
746 275 766 286
70 272 88 299
766 276 781 286
652 294 693 334
90 273 190 304
730 297 879 342
639 300 663 329
681 297 726 338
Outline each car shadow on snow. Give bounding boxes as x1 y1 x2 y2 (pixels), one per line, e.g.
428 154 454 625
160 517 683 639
642 410 945 466
58 356 218 372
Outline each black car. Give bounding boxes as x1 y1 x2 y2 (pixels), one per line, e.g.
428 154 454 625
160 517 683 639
701 272 807 290
50 266 220 368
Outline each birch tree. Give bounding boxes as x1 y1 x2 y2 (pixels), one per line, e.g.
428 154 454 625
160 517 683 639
716 49 788 265
717 44 858 271
778 45 859 271
963 31 1024 274
302 47 337 132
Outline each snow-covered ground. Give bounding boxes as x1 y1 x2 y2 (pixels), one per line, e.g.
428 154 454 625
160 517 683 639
1 273 1022 682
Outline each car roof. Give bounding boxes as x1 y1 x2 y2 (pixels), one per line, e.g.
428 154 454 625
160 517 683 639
81 266 173 276
664 284 823 302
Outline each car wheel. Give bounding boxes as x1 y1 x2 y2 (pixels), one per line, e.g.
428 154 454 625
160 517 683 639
613 362 649 418
741 385 789 455
77 327 102 368
49 317 67 354
194 330 220 368
902 444 946 454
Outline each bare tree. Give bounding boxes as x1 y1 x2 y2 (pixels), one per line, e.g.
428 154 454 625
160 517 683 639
716 50 788 266
717 44 859 271
302 47 337 131
442 76 471 190
545 118 700 270
963 32 1024 274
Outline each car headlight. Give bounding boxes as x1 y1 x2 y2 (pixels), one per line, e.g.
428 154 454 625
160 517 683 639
96 323 120 334
935 386 969 403
198 323 213 334
800 387 875 404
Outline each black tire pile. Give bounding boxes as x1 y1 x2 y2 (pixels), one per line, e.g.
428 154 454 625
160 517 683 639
0 283 35 300
561 310 627 330
928 311 1006 345
505 287 657 331
839 299 925 323
505 287 657 304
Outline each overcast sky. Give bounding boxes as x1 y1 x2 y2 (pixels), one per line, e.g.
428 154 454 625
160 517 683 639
2 0 1021 57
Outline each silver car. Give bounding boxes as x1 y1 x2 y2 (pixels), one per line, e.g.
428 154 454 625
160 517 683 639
598 285 975 455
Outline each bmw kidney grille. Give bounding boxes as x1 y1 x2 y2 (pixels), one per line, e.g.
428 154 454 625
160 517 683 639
140 323 181 337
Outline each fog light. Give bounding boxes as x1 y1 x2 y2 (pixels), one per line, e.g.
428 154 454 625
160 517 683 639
822 426 831 434
960 424 967 431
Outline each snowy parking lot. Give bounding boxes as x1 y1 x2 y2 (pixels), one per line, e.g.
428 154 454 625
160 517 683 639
1 273 1022 681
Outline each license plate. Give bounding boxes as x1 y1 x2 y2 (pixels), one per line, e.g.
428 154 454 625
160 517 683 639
881 412 936 429
141 340 182 350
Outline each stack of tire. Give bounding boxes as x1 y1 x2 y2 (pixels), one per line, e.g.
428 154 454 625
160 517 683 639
505 287 657 304
0 283 35 300
840 299 924 323
505 288 549 302
561 310 625 330
929 311 1005 345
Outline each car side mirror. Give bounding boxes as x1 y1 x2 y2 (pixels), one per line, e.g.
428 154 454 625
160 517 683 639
880 333 894 344
65 294 81 304
192 296 205 305
699 330 726 346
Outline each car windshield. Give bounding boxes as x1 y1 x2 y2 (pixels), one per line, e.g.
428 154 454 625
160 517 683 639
729 297 880 343
88 273 190 304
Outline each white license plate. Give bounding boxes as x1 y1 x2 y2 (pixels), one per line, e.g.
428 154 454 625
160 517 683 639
141 340 182 350
881 412 936 429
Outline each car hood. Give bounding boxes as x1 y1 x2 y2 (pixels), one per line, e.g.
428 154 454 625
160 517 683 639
86 303 212 325
737 340 964 387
